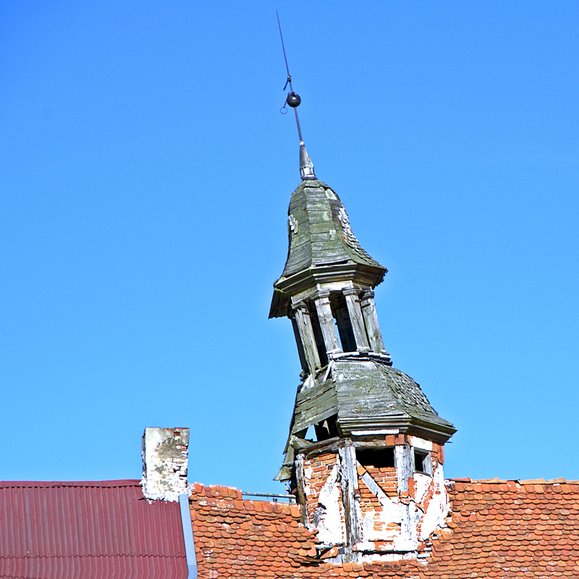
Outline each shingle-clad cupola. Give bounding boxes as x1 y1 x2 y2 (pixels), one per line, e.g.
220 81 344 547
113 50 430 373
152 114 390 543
271 147 456 564
269 177 391 369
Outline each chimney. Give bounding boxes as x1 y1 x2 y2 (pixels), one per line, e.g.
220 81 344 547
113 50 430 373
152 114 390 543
141 427 189 501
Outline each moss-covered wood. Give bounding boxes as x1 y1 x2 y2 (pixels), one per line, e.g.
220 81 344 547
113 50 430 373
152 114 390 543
270 179 386 318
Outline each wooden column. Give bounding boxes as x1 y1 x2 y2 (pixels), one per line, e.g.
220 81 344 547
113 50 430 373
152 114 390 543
290 315 309 375
394 444 413 492
343 288 370 352
293 302 321 373
314 291 341 356
338 441 361 560
360 290 389 357
394 444 417 546
294 454 308 525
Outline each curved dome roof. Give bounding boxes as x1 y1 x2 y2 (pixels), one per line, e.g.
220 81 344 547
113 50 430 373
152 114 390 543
278 179 385 279
270 179 387 317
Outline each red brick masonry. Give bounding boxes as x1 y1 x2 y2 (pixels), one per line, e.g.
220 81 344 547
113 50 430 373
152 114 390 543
189 478 579 578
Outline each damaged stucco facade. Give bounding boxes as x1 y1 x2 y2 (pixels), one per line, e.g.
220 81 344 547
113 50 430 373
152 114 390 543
296 434 450 562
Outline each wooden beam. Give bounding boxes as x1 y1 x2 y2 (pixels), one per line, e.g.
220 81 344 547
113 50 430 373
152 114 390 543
314 291 341 355
360 290 388 356
338 441 362 560
293 302 322 373
295 454 308 525
343 288 370 352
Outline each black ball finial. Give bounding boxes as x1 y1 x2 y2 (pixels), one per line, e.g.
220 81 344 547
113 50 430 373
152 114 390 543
286 92 301 108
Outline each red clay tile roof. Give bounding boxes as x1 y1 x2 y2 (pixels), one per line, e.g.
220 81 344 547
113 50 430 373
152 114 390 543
0 480 188 579
189 478 579 578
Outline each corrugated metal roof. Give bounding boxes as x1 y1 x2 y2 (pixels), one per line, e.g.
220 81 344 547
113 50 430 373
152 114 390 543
0 479 187 579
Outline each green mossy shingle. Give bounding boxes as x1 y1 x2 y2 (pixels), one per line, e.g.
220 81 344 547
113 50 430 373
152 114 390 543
277 180 385 280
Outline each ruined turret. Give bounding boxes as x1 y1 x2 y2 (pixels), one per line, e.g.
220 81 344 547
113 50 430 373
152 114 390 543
271 148 455 563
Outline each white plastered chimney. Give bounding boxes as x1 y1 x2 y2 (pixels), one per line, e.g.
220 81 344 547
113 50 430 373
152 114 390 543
141 427 189 501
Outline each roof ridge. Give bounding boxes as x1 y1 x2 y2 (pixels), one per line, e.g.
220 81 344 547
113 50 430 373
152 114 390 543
450 477 579 485
191 482 243 499
0 479 141 489
0 554 185 559
189 483 300 516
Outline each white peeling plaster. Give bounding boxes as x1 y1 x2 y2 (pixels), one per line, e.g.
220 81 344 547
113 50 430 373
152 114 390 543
352 429 399 436
394 445 412 491
408 436 433 451
419 464 449 540
414 472 432 502
301 448 450 559
302 462 313 491
362 501 402 543
393 503 418 552
141 427 189 502
318 280 354 293
359 472 400 542
357 551 418 563
358 463 449 553
314 463 344 545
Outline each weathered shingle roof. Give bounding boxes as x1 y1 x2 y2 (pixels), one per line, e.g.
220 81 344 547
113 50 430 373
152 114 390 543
0 480 187 579
277 359 456 480
271 179 386 317
293 360 455 437
189 479 579 578
279 179 384 278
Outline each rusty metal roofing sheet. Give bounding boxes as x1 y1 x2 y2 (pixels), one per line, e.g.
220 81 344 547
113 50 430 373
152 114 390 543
0 479 187 579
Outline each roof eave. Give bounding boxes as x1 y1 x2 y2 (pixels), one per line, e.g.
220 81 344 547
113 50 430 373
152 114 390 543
269 262 387 318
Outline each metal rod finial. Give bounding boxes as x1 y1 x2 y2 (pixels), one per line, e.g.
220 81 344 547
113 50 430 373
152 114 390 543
276 12 316 180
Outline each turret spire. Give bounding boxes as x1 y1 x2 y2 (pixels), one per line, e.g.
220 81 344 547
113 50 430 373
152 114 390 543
299 141 315 180
277 11 316 180
271 26 456 560
270 177 456 564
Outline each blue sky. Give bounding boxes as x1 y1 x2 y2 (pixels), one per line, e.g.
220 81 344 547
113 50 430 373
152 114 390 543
1 2 578 492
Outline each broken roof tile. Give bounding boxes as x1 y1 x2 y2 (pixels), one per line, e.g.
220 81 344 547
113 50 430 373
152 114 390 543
189 479 579 578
